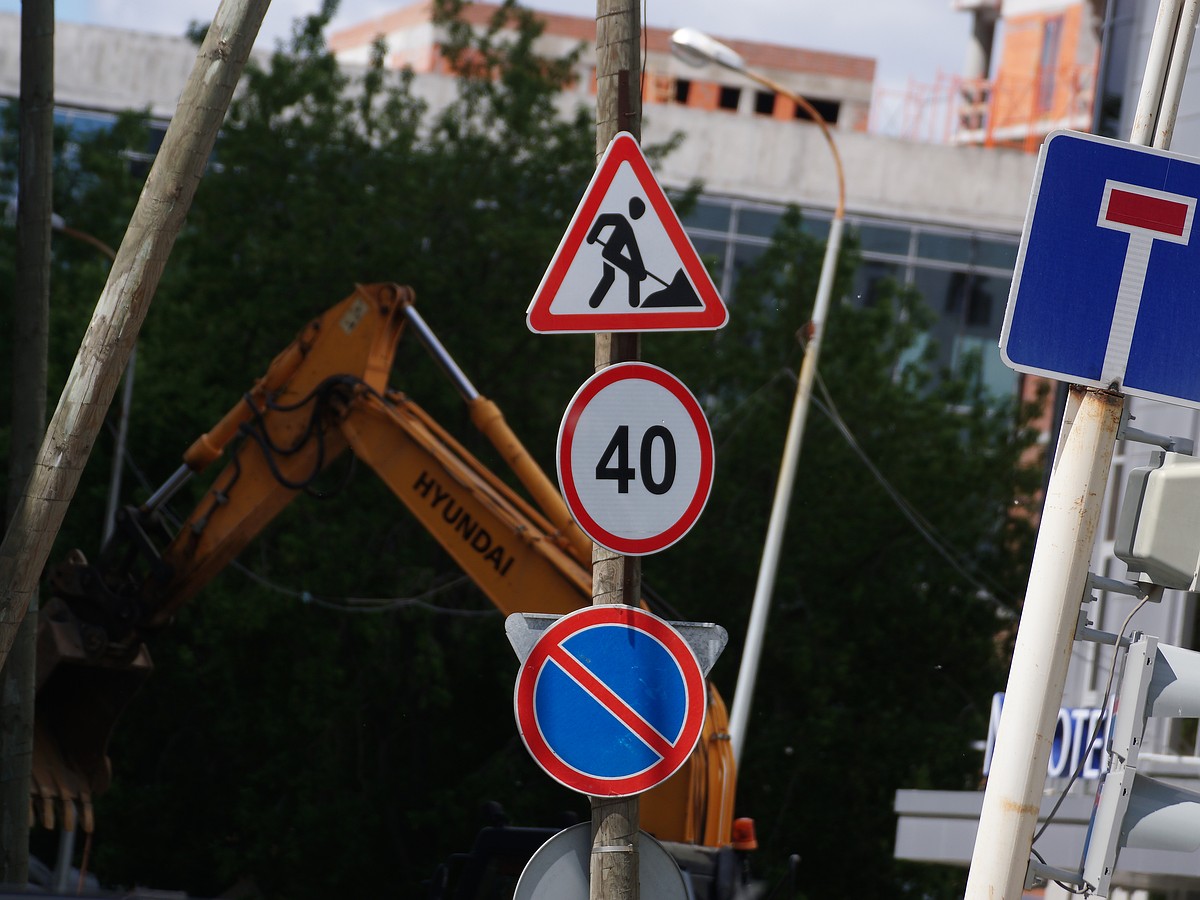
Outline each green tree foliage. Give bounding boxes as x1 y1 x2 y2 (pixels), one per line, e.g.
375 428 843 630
76 3 600 897
0 104 148 530
1 3 1040 897
651 210 1042 897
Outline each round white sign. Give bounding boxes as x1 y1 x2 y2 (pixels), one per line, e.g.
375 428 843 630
556 362 714 555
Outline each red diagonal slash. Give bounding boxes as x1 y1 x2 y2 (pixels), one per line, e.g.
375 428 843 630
547 644 676 760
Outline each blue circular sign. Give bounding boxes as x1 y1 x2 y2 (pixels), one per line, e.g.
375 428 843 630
514 605 705 797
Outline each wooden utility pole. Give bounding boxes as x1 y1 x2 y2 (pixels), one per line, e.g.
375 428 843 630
591 1 641 898
0 0 272 673
0 0 54 883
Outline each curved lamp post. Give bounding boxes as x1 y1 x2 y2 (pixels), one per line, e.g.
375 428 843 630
670 28 847 766
12 201 128 545
52 219 127 546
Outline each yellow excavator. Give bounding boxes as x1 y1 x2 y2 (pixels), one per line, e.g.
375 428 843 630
32 283 750 892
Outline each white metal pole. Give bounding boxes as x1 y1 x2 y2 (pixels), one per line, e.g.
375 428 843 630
1155 0 1200 148
668 35 850 765
963 389 1122 899
964 2 1191 895
102 347 135 546
728 213 844 764
1132 0 1183 143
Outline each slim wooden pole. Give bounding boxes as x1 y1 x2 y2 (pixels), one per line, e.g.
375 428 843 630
0 0 54 882
0 0 272 672
590 1 641 898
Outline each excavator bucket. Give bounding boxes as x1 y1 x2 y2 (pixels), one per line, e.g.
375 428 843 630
28 284 412 828
34 593 152 831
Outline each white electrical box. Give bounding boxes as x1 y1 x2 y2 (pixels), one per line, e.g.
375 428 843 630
1116 450 1200 590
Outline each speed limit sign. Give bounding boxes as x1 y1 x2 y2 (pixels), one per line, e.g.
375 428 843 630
557 362 714 555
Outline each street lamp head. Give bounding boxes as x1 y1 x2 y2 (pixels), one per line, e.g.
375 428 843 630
670 28 746 73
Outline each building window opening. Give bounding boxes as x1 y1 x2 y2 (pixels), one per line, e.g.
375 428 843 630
852 260 902 308
942 272 970 316
754 90 776 115
674 78 691 104
793 97 840 125
966 284 992 327
1038 16 1063 113
647 73 673 104
718 85 741 111
1096 0 1135 137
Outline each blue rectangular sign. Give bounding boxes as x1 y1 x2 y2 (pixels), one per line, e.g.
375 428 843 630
1000 130 1200 408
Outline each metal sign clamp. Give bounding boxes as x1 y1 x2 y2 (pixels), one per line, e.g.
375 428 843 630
1117 406 1196 455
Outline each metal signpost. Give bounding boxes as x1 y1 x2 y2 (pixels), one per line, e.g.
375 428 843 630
966 1 1200 896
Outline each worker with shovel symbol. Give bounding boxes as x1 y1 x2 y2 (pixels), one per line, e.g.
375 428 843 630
585 195 705 311
587 197 649 308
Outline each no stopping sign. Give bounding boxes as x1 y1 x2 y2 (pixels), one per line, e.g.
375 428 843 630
514 604 706 796
556 362 714 555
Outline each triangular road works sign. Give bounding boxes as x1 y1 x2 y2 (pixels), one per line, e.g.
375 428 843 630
527 132 728 333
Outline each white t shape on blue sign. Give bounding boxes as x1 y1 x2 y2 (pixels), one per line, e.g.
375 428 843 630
1000 131 1200 408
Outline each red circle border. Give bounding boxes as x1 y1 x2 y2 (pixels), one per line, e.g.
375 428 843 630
557 362 714 555
513 605 706 797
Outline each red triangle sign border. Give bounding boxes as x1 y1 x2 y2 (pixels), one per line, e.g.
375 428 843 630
526 132 729 333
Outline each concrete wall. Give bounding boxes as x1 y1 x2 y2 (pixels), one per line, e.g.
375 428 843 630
0 12 1040 239
0 14 209 121
644 102 1038 232
327 2 877 130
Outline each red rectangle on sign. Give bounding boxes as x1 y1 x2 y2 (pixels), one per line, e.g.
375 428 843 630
1105 188 1191 236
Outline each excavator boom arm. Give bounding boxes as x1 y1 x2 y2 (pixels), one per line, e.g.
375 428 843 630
35 283 736 849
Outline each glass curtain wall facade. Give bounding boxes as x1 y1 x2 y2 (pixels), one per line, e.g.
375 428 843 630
0 104 169 182
39 106 1025 403
55 107 168 171
679 195 1022 399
